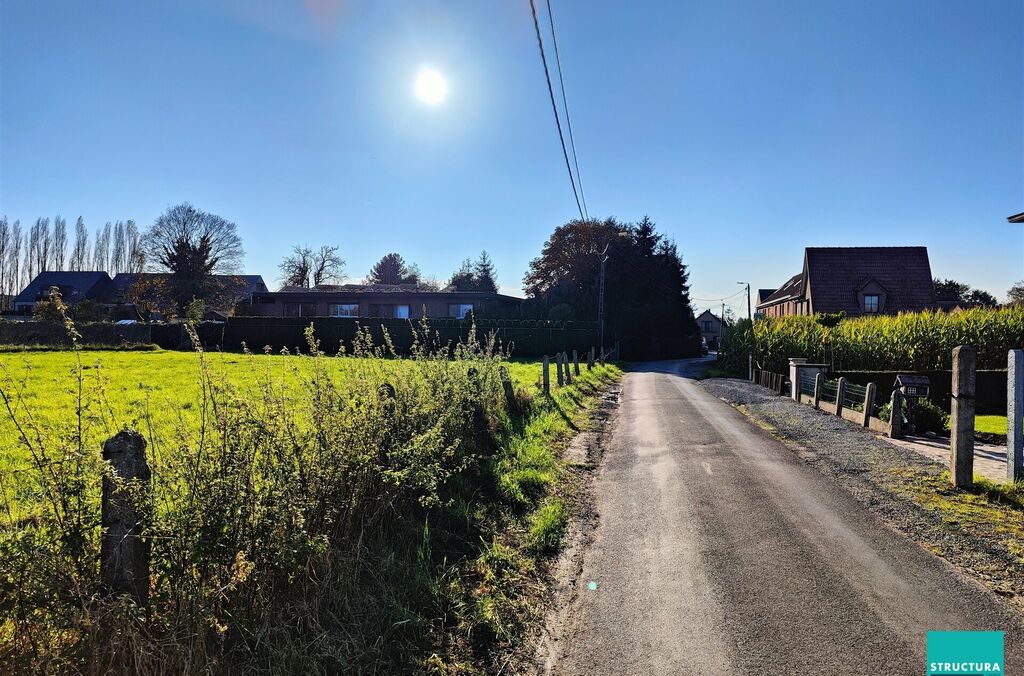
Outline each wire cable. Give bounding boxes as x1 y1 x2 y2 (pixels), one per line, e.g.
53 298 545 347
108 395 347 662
529 0 585 221
544 0 588 220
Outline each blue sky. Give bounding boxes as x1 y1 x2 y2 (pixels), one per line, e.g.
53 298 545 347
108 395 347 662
1 0 1022 311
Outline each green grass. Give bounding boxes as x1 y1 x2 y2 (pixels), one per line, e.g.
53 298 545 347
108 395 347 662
974 414 1008 435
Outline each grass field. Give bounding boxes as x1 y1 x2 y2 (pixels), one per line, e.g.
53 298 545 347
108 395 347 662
0 343 622 672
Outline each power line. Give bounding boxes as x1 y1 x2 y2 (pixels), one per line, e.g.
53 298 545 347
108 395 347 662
544 0 588 220
691 289 746 303
529 0 585 221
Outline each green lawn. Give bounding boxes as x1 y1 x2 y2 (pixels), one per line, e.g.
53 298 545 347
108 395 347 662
975 414 1009 435
0 348 556 476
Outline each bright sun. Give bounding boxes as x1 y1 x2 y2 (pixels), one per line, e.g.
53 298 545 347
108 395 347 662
414 67 448 106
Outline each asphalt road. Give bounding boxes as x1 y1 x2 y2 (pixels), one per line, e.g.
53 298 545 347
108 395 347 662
551 358 1023 675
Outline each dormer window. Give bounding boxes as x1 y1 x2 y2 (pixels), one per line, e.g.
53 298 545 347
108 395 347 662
864 294 879 313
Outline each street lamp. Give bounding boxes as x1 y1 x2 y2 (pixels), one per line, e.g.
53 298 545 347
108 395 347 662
737 281 751 322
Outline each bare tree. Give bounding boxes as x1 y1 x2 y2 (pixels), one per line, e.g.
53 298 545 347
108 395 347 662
10 221 22 298
278 246 314 287
71 217 89 271
0 217 9 309
33 217 52 274
312 245 345 286
126 219 144 272
93 222 112 272
53 216 67 271
111 220 126 274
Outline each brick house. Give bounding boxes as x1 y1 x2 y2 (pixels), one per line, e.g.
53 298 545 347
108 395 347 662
756 247 936 317
249 283 523 319
696 309 722 349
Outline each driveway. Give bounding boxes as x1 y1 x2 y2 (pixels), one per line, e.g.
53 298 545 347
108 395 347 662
549 359 1022 675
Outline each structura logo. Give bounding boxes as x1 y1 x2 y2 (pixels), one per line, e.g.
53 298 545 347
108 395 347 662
927 631 1004 675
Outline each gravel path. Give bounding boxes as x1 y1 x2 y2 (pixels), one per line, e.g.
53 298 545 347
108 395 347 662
702 376 1024 608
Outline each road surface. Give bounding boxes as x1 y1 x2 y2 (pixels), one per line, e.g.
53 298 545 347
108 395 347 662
551 358 1022 675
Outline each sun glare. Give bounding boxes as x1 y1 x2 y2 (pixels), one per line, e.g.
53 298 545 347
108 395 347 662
414 67 448 106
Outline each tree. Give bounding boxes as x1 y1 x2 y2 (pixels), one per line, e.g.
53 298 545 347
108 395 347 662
368 252 418 285
312 245 345 286
934 277 998 307
0 217 9 310
449 258 475 291
126 220 144 272
472 251 498 293
93 222 111 272
53 216 67 271
71 217 89 271
9 221 21 300
143 203 244 312
524 217 699 358
111 220 127 274
279 246 314 287
1008 281 1024 306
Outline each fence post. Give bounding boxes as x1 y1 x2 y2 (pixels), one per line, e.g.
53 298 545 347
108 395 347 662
499 366 516 413
542 355 551 394
950 345 975 489
813 373 823 408
748 354 753 382
863 382 876 427
835 377 847 416
888 390 903 438
778 374 786 396
101 429 151 607
1009 349 1023 484
588 346 595 370
556 353 565 387
573 349 581 376
563 352 573 385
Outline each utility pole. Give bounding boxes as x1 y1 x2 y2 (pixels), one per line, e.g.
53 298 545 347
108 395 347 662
721 301 726 351
737 281 751 322
598 243 609 358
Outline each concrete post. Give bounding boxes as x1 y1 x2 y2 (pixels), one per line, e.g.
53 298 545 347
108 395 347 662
863 382 876 427
573 349 581 376
1008 349 1023 483
813 373 824 408
499 366 516 413
835 377 847 416
588 347 595 370
542 356 550 395
950 345 976 489
749 354 753 382
788 358 808 402
556 353 565 387
101 429 150 607
888 390 903 438
563 352 572 385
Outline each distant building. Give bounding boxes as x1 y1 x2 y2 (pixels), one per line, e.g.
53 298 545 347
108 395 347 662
250 283 522 319
10 271 267 315
756 247 936 317
696 309 722 349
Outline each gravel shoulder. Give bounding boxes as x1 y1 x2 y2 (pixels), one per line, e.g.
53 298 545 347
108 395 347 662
702 376 1024 611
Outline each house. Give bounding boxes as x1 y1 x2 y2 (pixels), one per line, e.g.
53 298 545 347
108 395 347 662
12 271 114 312
249 283 522 319
10 271 268 315
756 247 936 317
696 309 722 349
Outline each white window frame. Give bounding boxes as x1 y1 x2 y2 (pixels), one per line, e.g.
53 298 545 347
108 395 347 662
328 303 359 318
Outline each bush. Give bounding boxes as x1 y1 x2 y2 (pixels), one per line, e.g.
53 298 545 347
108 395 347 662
914 398 949 435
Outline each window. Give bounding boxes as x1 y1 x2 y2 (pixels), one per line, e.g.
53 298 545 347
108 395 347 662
449 303 474 319
284 302 317 317
863 294 879 313
394 304 410 319
328 303 359 318
701 320 712 332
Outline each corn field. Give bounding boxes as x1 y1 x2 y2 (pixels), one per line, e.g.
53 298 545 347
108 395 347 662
720 307 1024 374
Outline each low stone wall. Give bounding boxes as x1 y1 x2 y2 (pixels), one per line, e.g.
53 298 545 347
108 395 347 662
840 408 863 425
819 401 837 415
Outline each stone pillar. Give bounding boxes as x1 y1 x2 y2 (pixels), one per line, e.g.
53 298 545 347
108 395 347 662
542 356 550 395
101 429 151 607
835 377 847 416
1008 349 1023 483
888 390 903 438
813 372 824 408
563 352 573 385
556 353 564 387
950 345 976 489
573 350 581 376
863 382 876 427
588 347 595 371
788 358 808 402
748 354 753 382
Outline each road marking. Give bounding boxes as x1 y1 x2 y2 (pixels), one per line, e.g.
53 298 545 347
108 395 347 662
702 461 713 475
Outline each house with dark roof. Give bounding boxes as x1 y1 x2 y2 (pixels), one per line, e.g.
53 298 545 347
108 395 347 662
756 247 936 318
696 309 723 349
250 283 522 319
11 271 268 315
12 271 114 311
